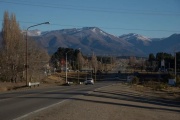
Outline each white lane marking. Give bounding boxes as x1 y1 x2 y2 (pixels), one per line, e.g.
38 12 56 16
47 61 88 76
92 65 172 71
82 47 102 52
7 84 113 120
94 84 114 91
13 99 71 120
13 85 105 120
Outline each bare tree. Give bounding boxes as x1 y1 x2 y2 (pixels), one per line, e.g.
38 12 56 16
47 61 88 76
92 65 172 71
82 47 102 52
0 11 25 82
28 39 49 82
77 52 84 70
0 11 49 83
129 56 137 66
91 53 98 73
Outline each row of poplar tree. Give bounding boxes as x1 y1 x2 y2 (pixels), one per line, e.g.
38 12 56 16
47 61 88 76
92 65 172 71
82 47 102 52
0 11 49 83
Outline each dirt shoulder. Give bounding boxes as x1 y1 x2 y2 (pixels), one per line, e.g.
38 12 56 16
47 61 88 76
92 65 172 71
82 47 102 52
130 84 180 101
21 83 180 120
0 72 89 92
0 73 65 92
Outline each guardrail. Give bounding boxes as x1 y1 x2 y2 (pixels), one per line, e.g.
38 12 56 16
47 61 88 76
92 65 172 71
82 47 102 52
28 82 40 88
67 81 73 85
79 82 84 84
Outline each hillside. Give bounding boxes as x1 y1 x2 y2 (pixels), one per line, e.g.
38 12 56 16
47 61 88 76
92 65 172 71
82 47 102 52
120 33 180 54
34 27 144 56
0 28 179 56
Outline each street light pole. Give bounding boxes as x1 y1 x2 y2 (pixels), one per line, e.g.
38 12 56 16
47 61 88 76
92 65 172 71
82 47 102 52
26 22 50 86
175 52 177 81
66 51 71 83
78 48 81 84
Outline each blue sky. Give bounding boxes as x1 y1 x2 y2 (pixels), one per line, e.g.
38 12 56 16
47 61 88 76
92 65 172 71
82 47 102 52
0 0 180 38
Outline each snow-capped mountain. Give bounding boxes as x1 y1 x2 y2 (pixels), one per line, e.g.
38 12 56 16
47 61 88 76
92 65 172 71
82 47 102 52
31 27 180 56
0 27 179 56
28 30 41 36
34 27 144 56
21 29 42 36
119 33 180 54
119 33 151 46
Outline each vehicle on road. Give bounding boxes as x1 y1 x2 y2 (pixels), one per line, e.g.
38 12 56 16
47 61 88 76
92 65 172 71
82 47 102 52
84 78 94 85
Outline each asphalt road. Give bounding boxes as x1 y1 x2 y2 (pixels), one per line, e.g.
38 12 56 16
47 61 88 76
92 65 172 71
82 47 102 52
16 82 180 120
0 81 116 120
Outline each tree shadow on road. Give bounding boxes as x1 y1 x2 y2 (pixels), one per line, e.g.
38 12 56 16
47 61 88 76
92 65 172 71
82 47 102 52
16 89 180 113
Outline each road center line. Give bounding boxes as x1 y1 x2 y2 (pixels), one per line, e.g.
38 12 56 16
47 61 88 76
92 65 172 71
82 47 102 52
13 98 71 120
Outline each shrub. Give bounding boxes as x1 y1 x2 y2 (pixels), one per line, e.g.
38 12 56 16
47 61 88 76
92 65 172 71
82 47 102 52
176 75 180 87
168 74 175 79
132 76 139 84
154 83 168 91
142 81 168 90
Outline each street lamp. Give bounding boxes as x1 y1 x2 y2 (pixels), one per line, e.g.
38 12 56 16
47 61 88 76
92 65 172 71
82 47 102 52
26 22 50 86
65 51 72 84
78 48 81 84
175 52 177 81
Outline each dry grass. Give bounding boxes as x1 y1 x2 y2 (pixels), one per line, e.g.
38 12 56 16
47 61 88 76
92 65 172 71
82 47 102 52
131 83 180 101
0 72 89 92
0 82 26 92
0 73 65 92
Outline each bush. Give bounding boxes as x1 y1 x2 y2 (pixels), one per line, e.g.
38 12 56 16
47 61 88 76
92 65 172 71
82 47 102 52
154 83 168 91
132 76 139 84
168 74 175 79
142 81 168 90
176 75 180 86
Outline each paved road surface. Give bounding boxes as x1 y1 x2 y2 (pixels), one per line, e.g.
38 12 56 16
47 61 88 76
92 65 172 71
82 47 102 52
18 83 180 120
0 81 114 120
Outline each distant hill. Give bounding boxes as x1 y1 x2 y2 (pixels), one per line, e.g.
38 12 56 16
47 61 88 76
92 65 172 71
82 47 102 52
0 28 179 56
34 27 144 56
120 33 180 55
151 34 180 53
119 33 152 46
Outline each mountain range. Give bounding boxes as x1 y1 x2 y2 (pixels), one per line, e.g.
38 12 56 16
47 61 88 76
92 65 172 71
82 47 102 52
34 27 180 56
119 33 180 55
34 27 143 56
1 27 180 56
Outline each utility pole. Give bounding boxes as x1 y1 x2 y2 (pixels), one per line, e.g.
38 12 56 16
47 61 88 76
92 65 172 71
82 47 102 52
66 52 68 84
66 50 72 84
175 52 177 81
78 48 81 84
26 22 50 86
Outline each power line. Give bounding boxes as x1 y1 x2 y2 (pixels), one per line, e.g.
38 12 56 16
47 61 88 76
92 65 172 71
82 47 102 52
0 0 180 16
5 0 180 15
0 19 179 33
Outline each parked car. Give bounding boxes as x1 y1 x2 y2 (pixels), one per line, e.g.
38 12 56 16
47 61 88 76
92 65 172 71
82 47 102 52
84 78 94 85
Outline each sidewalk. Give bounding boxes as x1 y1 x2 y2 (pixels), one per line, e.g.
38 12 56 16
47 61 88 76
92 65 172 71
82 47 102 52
22 83 180 120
